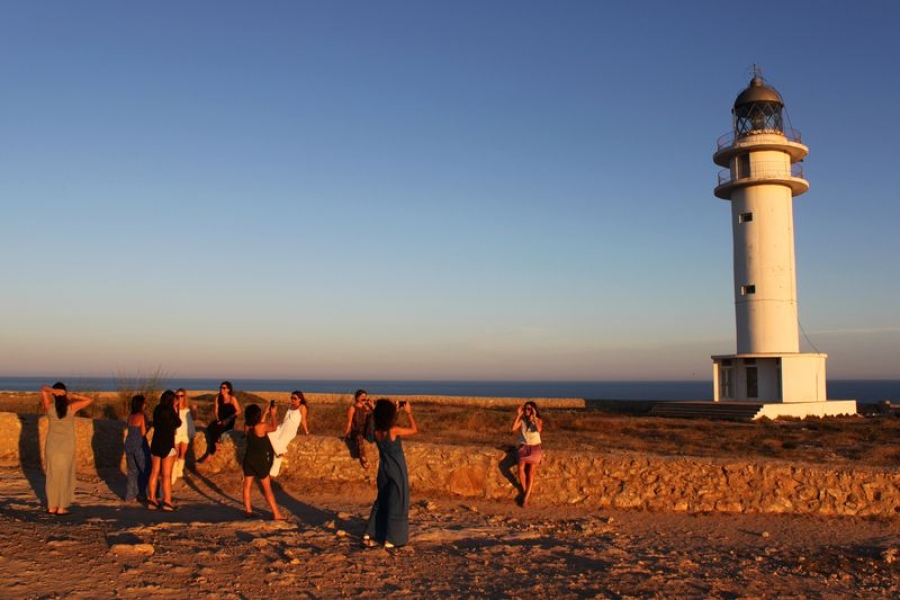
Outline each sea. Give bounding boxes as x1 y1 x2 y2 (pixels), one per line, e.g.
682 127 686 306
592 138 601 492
1 377 896 404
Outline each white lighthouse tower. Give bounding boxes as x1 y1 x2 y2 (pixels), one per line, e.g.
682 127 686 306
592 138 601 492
711 70 856 419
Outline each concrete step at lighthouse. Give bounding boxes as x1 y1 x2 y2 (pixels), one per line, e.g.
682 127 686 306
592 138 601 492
648 401 765 421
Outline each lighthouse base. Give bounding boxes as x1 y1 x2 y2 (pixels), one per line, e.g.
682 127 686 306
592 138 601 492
710 352 856 417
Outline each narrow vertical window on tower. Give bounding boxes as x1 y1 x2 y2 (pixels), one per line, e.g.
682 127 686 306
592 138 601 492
735 155 750 180
746 360 759 398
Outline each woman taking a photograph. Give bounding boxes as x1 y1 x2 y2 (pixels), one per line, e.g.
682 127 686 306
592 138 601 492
242 403 284 520
40 382 94 515
363 399 417 549
511 401 543 507
200 381 241 462
147 389 181 511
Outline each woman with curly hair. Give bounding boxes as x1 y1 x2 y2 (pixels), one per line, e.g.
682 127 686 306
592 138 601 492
363 399 417 549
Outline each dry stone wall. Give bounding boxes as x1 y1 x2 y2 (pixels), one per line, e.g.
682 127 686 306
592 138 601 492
2 412 898 518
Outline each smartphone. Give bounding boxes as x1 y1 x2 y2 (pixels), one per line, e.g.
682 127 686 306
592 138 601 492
398 401 408 408
269 399 276 408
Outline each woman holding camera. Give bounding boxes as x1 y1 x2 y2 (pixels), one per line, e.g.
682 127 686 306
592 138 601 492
241 403 283 520
363 399 417 549
512 401 543 506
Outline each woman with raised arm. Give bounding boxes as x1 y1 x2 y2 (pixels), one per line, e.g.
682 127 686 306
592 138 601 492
511 401 543 506
344 389 372 469
199 381 241 462
40 382 94 515
242 403 284 520
363 399 417 549
268 390 309 478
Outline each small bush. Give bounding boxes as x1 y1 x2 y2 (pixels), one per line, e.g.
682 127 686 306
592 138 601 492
115 368 167 419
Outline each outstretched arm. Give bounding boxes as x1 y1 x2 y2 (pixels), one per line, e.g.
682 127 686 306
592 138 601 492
392 403 418 438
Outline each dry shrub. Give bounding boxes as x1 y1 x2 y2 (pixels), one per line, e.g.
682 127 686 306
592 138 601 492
115 368 167 419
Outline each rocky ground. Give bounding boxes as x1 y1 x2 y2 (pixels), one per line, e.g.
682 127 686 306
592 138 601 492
1 466 898 599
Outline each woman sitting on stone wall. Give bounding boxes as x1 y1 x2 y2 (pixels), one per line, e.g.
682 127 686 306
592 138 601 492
511 401 543 507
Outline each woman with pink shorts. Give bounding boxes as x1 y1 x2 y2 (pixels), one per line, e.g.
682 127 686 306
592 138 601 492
511 401 543 506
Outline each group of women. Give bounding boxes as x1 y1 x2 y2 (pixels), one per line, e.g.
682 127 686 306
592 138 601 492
39 381 544 549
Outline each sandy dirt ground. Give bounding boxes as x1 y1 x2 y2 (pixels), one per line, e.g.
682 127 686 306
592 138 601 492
0 467 898 599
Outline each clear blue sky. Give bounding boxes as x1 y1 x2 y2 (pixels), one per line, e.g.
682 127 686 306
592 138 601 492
1 2 897 381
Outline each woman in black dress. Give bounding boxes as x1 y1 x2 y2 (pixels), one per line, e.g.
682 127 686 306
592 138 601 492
200 381 242 462
241 403 284 520
148 389 182 511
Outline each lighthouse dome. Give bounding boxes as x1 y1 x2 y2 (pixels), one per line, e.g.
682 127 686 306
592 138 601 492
732 74 785 137
734 76 784 109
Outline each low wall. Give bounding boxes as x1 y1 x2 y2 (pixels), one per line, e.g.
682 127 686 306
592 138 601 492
2 412 898 518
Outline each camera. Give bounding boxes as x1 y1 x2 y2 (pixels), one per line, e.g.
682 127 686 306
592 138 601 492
398 401 408 408
269 399 276 408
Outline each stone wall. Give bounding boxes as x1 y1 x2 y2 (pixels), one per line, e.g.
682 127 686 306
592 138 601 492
2 412 898 518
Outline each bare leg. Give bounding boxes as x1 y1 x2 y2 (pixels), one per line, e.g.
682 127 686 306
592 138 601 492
523 464 538 506
172 442 186 483
147 455 162 505
161 455 176 506
357 434 369 469
258 476 284 520
243 476 254 515
517 462 527 495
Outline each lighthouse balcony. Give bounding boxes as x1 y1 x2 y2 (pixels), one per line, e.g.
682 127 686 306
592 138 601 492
715 162 809 199
713 129 808 166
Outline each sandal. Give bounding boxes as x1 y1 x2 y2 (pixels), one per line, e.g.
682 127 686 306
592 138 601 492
161 502 178 512
362 535 376 548
147 499 159 510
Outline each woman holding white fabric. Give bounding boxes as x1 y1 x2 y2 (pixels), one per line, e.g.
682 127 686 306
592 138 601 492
171 388 196 483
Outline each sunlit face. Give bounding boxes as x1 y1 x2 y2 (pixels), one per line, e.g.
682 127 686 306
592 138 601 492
357 393 369 404
290 394 301 406
175 391 186 405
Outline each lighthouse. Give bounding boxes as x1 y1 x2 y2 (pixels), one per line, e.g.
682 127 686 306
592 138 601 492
710 70 856 419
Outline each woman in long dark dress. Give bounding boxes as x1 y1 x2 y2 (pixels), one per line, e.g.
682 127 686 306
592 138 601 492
40 382 94 515
147 390 182 511
363 399 417 549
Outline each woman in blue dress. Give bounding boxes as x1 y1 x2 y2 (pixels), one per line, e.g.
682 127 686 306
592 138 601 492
363 399 417 549
124 394 151 503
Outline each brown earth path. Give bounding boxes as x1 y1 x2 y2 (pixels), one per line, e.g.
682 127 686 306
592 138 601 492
0 467 898 599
